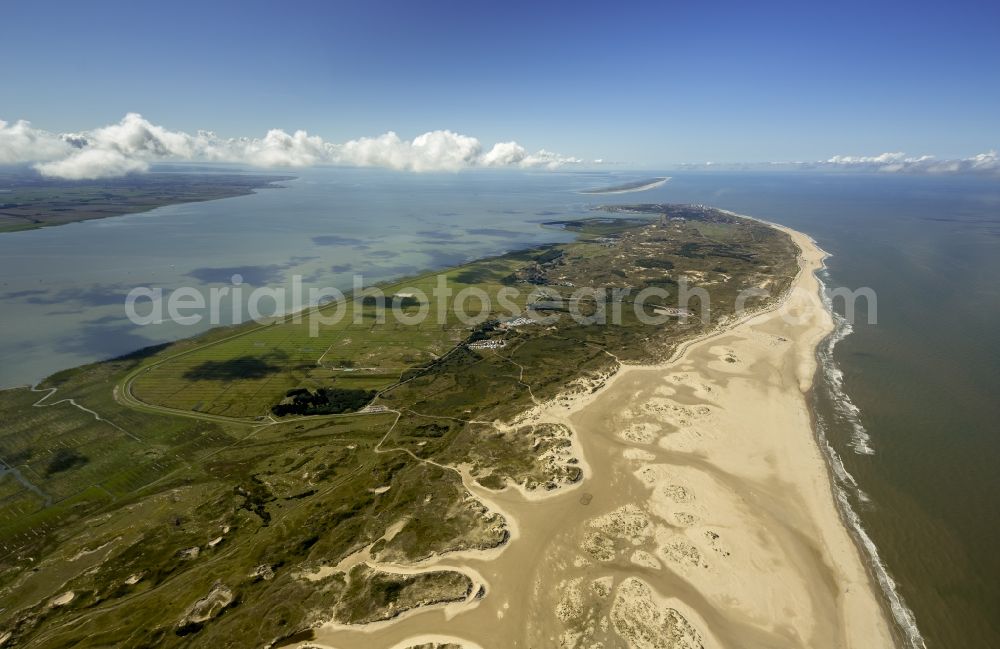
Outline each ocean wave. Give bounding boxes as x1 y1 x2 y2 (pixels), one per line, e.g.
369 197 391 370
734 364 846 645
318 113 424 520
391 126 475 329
819 417 927 648
817 270 875 455
814 266 926 649
815 414 872 503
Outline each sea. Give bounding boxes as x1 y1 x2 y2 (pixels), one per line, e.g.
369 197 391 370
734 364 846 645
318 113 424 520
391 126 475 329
1 167 997 647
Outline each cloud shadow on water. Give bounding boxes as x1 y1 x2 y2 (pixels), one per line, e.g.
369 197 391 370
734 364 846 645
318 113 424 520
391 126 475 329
416 230 460 242
465 227 525 238
54 319 160 360
5 284 135 308
312 235 369 248
187 265 287 285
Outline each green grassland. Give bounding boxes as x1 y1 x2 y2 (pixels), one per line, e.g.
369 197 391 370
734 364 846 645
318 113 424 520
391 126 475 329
0 205 798 647
126 252 546 420
0 172 291 232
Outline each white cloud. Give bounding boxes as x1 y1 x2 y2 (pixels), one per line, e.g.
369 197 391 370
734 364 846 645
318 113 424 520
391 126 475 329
481 141 528 167
235 129 331 167
826 152 910 165
36 149 150 179
520 149 584 170
966 150 1000 173
823 151 999 175
0 113 585 179
0 119 71 164
79 112 202 158
331 129 483 172
680 151 1000 176
478 141 583 170
408 130 483 171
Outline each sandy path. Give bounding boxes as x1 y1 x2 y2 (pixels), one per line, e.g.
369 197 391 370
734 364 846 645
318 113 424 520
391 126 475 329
305 226 898 649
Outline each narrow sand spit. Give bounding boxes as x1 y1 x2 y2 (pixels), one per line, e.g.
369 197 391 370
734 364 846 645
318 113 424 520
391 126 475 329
305 225 897 648
579 177 671 195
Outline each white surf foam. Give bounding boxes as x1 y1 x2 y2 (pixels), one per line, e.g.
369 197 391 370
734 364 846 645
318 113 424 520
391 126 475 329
817 270 875 455
720 207 926 648
814 267 927 649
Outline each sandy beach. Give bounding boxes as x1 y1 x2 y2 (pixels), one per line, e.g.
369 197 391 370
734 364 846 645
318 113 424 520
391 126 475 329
579 177 671 195
304 224 898 648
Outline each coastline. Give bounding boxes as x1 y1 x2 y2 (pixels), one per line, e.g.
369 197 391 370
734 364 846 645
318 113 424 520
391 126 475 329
550 223 898 647
306 221 900 648
738 212 922 648
0 207 905 647
0 173 293 234
812 272 925 648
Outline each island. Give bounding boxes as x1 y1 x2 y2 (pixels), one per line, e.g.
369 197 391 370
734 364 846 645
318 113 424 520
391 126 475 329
0 206 895 648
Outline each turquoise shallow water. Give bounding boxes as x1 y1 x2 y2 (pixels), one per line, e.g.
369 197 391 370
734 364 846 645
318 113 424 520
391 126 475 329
2 169 998 647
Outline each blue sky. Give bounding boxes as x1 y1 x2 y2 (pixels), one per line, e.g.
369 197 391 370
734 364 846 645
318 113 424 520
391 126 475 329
2 0 999 166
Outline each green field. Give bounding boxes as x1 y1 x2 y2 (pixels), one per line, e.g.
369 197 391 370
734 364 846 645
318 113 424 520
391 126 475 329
127 253 542 420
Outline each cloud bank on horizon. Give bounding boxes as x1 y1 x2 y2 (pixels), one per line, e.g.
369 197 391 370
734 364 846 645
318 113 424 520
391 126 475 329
691 150 1000 176
823 151 1000 175
0 113 584 180
1 114 996 180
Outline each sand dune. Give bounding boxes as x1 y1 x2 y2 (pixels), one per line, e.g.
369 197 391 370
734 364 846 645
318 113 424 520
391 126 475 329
307 224 898 648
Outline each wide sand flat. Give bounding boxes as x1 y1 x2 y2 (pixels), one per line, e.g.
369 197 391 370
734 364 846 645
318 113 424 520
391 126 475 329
308 226 897 648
